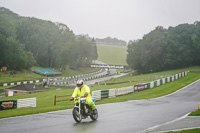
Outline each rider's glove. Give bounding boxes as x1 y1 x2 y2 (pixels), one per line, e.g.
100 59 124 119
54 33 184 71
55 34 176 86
70 97 74 101
84 92 88 97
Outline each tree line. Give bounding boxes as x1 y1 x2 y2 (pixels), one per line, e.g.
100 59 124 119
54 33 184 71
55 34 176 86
127 22 200 74
0 7 98 71
96 37 127 46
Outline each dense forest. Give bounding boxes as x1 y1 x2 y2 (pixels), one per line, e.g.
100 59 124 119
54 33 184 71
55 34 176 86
0 7 98 70
95 37 127 46
127 23 200 74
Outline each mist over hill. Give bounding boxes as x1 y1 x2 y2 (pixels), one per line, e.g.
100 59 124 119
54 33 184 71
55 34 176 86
95 37 127 46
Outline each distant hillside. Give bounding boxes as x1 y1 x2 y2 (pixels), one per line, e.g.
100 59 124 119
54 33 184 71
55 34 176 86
97 44 127 65
95 37 127 46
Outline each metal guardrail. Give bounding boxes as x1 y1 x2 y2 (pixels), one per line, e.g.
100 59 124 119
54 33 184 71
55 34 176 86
92 72 188 101
0 69 104 87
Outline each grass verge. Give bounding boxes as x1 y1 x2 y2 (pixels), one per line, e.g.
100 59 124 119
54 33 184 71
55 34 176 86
189 109 200 116
166 128 200 133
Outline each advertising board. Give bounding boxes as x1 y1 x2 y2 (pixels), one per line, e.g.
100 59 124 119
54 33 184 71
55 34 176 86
0 100 17 110
134 84 148 91
116 86 134 96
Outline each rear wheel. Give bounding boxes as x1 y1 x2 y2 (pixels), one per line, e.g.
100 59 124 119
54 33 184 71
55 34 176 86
73 107 82 123
90 109 98 121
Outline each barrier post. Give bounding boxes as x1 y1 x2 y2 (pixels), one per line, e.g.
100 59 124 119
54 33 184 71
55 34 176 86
54 95 56 106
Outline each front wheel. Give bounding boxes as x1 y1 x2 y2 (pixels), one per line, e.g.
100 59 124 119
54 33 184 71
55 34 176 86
73 107 82 123
90 109 98 121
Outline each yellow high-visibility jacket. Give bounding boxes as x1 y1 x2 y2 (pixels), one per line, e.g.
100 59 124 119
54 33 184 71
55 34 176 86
72 85 96 110
72 85 91 98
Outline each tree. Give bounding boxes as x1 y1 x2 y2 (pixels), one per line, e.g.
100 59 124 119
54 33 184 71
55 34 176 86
127 22 200 73
127 27 167 73
191 21 200 65
0 8 36 70
164 24 197 68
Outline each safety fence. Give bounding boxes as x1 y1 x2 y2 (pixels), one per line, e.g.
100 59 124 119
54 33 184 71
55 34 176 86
52 72 188 104
48 69 106 86
92 86 134 101
0 97 36 110
0 69 103 87
92 71 188 101
0 80 43 87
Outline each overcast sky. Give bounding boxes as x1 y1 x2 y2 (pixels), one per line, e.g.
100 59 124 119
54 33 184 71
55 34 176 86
0 0 200 42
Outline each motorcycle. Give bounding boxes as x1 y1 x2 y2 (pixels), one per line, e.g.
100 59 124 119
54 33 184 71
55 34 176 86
72 96 98 123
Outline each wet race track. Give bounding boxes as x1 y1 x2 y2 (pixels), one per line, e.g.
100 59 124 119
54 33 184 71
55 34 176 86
1 79 200 133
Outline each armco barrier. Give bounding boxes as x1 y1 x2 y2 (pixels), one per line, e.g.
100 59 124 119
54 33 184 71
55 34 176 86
150 81 154 89
92 71 188 102
167 77 170 82
0 69 103 87
109 89 116 98
157 79 160 86
162 78 165 84
92 87 133 101
179 73 181 78
92 90 101 101
101 90 109 99
1 79 43 87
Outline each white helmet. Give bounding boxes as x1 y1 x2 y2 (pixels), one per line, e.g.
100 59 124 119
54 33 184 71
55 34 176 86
76 79 83 87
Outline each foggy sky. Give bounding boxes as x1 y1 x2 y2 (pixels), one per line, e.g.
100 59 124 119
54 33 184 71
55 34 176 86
0 0 200 42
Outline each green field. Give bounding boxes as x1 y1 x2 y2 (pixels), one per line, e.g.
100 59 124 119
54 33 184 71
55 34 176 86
0 66 200 119
97 44 127 65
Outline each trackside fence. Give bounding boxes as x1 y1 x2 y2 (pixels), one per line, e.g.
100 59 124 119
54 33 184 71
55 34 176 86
92 71 188 101
54 94 72 106
0 69 104 87
53 71 188 105
0 97 36 110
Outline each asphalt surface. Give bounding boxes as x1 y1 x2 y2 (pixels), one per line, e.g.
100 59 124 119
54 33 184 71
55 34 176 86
144 116 200 133
85 71 128 85
1 80 200 133
50 60 121 85
65 69 127 85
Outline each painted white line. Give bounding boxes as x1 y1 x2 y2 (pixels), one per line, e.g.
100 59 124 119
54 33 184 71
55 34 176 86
139 113 190 133
152 79 200 100
138 79 200 133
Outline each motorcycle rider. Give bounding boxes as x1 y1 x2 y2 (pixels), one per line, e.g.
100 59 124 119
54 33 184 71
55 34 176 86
70 79 97 112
